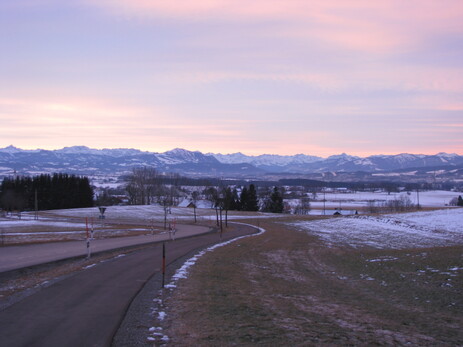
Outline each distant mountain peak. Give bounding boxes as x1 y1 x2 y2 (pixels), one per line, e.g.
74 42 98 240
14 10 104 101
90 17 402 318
0 146 461 179
1 145 22 153
57 146 92 153
165 148 200 155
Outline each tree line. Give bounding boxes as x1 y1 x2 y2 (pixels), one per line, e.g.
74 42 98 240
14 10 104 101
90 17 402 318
0 173 94 211
449 195 463 207
124 167 286 228
125 167 285 212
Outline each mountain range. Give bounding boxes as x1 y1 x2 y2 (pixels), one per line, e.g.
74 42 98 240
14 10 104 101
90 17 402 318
1 145 462 182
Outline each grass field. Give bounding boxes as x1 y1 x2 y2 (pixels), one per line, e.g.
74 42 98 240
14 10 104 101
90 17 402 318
159 216 463 346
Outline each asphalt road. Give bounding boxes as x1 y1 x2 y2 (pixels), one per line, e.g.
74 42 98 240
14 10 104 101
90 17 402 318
0 224 258 347
0 224 210 273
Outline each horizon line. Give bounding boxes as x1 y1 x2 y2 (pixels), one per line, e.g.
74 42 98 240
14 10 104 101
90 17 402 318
0 144 461 159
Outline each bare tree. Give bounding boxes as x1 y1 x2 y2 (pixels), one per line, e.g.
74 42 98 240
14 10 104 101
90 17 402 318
191 190 200 223
126 167 160 205
294 197 311 215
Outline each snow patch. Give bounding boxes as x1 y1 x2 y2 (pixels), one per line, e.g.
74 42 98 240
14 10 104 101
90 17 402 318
157 311 166 321
148 223 266 343
291 209 463 249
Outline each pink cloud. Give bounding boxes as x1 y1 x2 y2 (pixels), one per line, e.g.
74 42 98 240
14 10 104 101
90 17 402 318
87 0 463 54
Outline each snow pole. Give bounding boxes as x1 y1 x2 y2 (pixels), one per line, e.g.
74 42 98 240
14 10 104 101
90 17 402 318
85 217 89 239
91 218 94 239
172 218 177 240
162 242 166 288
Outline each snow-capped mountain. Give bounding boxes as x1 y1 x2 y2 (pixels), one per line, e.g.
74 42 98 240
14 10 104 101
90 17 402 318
212 151 463 173
55 146 146 157
211 152 322 169
0 146 263 178
0 146 462 179
1 145 39 154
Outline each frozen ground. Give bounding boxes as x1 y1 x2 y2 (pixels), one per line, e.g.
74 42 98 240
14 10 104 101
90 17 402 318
308 190 461 209
291 208 463 249
40 205 279 222
0 206 279 244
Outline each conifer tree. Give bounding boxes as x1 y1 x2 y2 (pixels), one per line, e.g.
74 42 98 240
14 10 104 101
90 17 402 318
247 184 259 211
239 187 248 211
0 174 93 211
262 186 284 213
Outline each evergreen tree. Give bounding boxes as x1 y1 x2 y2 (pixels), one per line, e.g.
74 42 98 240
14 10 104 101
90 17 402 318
247 184 259 211
230 188 240 211
0 174 93 211
239 185 259 211
239 187 248 211
458 195 463 207
262 186 284 213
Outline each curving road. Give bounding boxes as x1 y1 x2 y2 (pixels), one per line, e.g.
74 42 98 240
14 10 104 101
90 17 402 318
0 224 258 347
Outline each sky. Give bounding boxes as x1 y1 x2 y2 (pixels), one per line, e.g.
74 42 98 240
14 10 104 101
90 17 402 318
1 0 463 157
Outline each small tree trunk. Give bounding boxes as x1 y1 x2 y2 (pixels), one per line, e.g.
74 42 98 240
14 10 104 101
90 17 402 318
164 206 168 230
219 207 223 235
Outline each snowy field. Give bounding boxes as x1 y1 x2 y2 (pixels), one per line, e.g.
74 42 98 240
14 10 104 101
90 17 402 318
40 205 279 222
0 205 278 242
291 208 463 249
308 190 461 209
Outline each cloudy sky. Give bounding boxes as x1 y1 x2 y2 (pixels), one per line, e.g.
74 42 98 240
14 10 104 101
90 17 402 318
1 0 462 157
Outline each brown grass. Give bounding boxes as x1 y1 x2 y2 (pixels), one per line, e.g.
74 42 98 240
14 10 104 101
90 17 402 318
161 218 463 346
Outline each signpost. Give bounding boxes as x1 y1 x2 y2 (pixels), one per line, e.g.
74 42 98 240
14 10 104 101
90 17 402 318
98 207 106 219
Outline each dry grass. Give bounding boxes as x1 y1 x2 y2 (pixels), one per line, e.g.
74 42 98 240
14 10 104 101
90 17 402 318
162 218 463 346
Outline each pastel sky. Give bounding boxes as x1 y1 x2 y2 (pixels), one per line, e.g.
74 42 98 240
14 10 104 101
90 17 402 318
1 0 462 157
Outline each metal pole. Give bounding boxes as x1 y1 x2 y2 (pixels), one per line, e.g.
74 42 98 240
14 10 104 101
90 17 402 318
162 242 166 288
